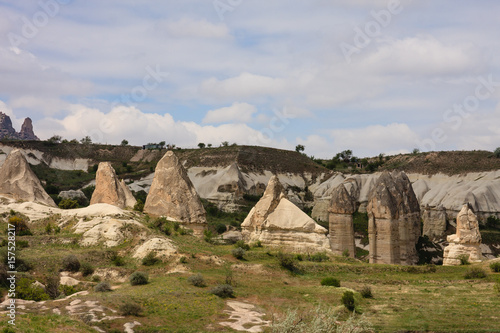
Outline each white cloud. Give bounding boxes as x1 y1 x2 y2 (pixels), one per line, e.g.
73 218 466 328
203 102 257 124
157 18 230 39
200 72 286 101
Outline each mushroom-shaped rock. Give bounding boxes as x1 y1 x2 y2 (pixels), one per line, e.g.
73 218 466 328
144 151 207 235
328 184 356 257
443 203 482 265
90 162 137 209
0 149 56 207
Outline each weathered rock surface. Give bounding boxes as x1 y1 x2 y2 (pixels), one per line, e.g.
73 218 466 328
90 162 136 209
421 205 447 240
443 204 483 265
59 189 87 202
144 151 207 235
242 176 331 253
328 184 356 257
73 217 145 247
132 237 177 260
0 149 56 206
367 171 420 265
0 112 39 140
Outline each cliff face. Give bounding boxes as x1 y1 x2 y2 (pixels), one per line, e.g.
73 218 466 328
0 112 39 141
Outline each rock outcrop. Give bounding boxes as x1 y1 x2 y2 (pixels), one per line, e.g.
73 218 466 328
328 184 356 257
367 171 420 265
443 204 482 266
0 112 39 140
19 118 39 140
422 205 447 240
90 162 136 209
0 149 56 206
242 176 331 253
144 151 207 235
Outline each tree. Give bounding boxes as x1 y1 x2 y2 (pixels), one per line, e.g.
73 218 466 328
47 135 62 144
207 143 212 148
121 139 129 146
494 147 500 158
295 144 305 153
80 136 92 145
412 148 420 155
159 141 166 149
221 141 229 147
198 143 206 149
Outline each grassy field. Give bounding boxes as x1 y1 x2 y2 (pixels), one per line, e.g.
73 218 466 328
1 214 500 333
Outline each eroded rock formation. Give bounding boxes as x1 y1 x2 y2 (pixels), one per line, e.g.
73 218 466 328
443 203 482 266
242 176 331 253
90 162 137 209
144 151 207 235
19 118 39 140
0 112 39 140
0 149 55 206
328 184 356 257
367 171 420 265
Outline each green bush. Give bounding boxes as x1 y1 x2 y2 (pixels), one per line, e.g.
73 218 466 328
142 252 160 266
91 275 101 282
308 252 329 262
94 281 112 292
60 284 78 296
341 291 356 312
490 262 500 273
234 240 250 251
62 254 80 272
464 267 487 279
8 216 32 236
231 247 246 260
80 262 95 276
215 223 227 234
130 271 149 286
16 278 50 301
110 252 125 266
360 286 373 298
120 302 142 316
459 254 470 265
179 256 188 264
133 199 144 212
58 199 79 209
45 275 60 299
321 277 340 287
187 274 206 287
210 284 234 298
277 252 300 274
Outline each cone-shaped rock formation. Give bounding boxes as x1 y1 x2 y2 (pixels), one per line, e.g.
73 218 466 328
0 149 55 206
144 151 207 235
90 162 137 209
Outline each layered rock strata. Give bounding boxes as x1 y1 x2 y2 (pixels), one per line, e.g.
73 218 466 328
328 184 356 257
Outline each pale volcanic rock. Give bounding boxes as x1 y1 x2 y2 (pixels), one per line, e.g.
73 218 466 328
144 151 207 235
328 184 356 257
90 162 136 209
0 149 56 207
74 217 145 247
443 204 483 266
422 205 447 240
132 237 177 260
242 176 330 253
367 171 420 265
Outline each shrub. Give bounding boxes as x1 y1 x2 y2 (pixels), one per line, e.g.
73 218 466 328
133 199 144 212
130 271 149 286
94 281 112 292
253 240 262 248
80 262 95 276
60 284 78 296
495 280 500 295
215 223 227 234
179 256 187 264
62 254 80 272
277 252 300 274
110 252 125 266
58 199 79 209
210 284 234 298
120 302 142 316
360 286 373 298
232 247 246 260
8 216 32 236
91 275 101 282
16 278 50 301
234 240 250 251
142 251 160 266
464 267 487 279
203 230 215 244
490 262 500 273
308 252 329 262
494 147 500 158
321 277 340 287
341 291 356 312
45 275 60 299
458 254 470 265
187 274 206 287
342 249 350 258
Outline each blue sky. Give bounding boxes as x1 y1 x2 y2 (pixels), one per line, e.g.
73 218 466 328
1 0 500 158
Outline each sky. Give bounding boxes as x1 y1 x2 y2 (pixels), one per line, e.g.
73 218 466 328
1 0 500 158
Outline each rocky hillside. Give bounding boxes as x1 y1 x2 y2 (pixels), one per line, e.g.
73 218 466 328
0 112 39 140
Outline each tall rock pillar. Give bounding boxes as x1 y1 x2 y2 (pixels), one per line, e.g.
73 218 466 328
328 184 356 258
